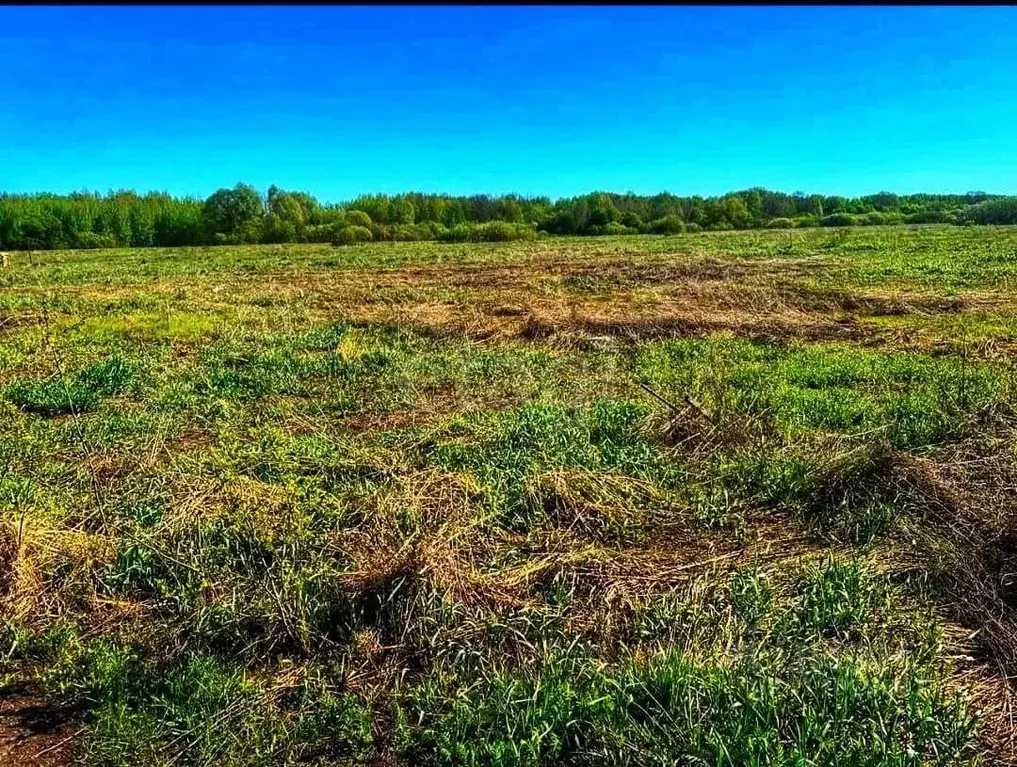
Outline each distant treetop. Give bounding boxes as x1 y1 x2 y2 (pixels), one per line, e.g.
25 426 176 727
0 186 1011 250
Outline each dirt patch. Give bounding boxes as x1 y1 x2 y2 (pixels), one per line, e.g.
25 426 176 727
555 257 818 291
0 684 81 767
520 308 865 345
363 302 863 347
0 313 44 334
343 409 430 433
776 285 981 317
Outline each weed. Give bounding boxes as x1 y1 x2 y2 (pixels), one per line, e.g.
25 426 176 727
6 377 100 415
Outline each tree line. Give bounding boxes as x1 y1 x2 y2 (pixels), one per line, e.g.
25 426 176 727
1 184 1015 251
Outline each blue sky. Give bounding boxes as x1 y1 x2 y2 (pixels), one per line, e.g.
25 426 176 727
2 6 1015 202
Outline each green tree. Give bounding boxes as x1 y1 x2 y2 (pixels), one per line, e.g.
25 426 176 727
269 192 306 233
344 210 373 228
621 211 643 228
587 193 620 228
393 198 416 225
202 183 265 241
721 195 752 229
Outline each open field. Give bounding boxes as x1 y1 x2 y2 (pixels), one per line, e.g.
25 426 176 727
3 224 1017 765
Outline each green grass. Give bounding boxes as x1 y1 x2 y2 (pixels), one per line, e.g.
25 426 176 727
428 399 682 532
635 336 1006 448
407 560 974 767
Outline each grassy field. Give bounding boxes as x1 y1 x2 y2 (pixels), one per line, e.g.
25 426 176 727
3 225 1017 766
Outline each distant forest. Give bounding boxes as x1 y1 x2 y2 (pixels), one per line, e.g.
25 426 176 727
2 185 1016 251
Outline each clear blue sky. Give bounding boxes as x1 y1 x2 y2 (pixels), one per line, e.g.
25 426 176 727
3 6 1015 202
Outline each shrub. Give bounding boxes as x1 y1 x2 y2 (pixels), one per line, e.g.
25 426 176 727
332 226 373 246
480 221 525 241
437 222 536 244
648 215 686 235
371 224 435 242
820 213 857 227
498 222 536 241
765 217 796 229
390 224 434 242
260 213 296 244
601 222 636 236
438 225 474 244
302 224 342 243
904 210 956 225
74 232 120 249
